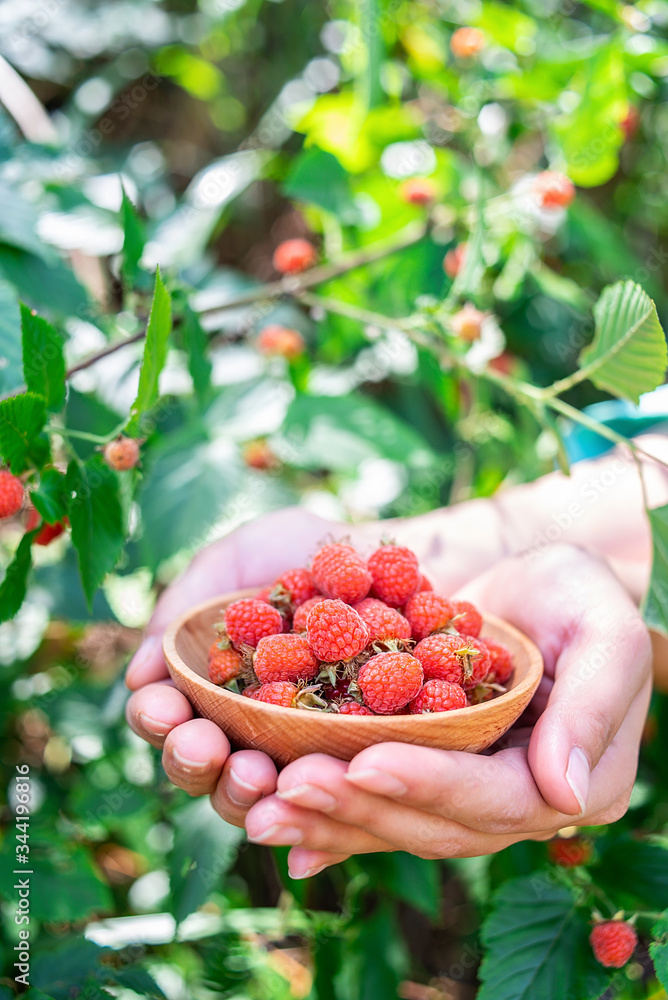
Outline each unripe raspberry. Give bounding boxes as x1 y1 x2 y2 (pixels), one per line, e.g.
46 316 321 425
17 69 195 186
254 633 318 684
338 701 374 716
450 26 485 59
451 303 486 343
306 599 370 662
404 592 455 641
548 836 592 868
443 242 467 279
590 921 638 968
243 440 279 470
34 520 67 546
532 171 575 210
224 598 283 648
358 651 423 714
293 595 325 632
272 238 317 274
483 637 514 684
257 324 305 360
409 679 467 714
368 544 420 607
451 600 482 638
311 543 372 605
251 681 299 707
0 470 24 518
208 641 243 686
104 436 141 471
399 178 437 205
353 598 412 642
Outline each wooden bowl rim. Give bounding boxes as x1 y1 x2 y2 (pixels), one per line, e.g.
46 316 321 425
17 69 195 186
163 589 544 724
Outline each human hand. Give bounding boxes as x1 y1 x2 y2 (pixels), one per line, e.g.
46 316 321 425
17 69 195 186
238 545 652 879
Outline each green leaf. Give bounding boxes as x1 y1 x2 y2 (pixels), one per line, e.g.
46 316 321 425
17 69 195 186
20 303 66 411
65 456 124 608
0 244 90 318
30 467 68 523
180 303 212 405
451 194 486 302
0 278 23 395
0 392 49 473
283 147 360 224
477 877 609 1000
126 268 172 434
642 504 668 635
577 280 667 404
169 798 244 923
649 911 668 990
593 836 668 911
120 186 145 288
0 531 34 623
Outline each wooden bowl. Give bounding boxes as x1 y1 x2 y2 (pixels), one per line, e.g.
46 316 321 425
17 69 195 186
163 589 543 766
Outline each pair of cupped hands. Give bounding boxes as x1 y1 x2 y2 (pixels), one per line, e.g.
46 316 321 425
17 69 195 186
126 506 652 881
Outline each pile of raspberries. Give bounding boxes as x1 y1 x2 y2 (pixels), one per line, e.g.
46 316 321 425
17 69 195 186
207 542 514 716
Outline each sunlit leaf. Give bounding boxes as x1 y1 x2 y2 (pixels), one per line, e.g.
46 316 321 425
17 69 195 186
126 267 171 434
20 303 66 411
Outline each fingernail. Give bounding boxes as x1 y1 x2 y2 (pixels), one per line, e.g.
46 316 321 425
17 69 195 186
277 784 337 811
138 712 171 737
247 824 303 845
289 864 328 880
169 748 209 774
126 636 158 685
566 747 590 815
228 769 263 807
345 768 407 796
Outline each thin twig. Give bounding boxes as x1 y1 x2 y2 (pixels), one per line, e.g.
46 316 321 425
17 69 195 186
66 329 147 378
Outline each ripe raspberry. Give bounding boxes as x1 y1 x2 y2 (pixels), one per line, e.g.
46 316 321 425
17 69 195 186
311 543 372 604
548 837 592 869
409 679 467 714
413 634 465 684
418 574 433 592
251 681 299 708
257 324 305 359
443 242 467 279
483 637 514 684
353 598 412 642
272 238 317 274
404 592 455 641
243 440 279 470
590 921 638 968
451 600 483 638
274 568 319 607
242 683 260 698
451 304 486 343
34 520 66 546
450 26 485 59
368 544 420 607
104 436 141 471
532 171 575 210
224 598 283 647
358 651 423 714
338 701 374 715
0 470 24 518
293 595 325 632
307 599 370 662
207 641 243 686
399 178 437 205
254 633 318 684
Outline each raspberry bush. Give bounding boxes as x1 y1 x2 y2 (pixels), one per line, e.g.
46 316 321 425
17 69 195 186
1 1 668 997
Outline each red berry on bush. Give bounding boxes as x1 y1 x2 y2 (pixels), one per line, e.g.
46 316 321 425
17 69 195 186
34 520 67 546
306 599 370 662
399 178 437 205
409 679 467 714
224 598 283 648
590 920 638 968
368 544 420 607
208 642 243 686
104 436 141 471
450 26 485 59
257 324 305 359
532 171 575 210
358 651 423 714
254 633 318 684
0 470 25 518
311 543 372 605
443 242 467 279
272 238 317 274
243 440 279 470
548 837 592 868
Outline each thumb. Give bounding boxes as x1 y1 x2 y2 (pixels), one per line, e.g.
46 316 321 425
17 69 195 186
527 610 651 815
